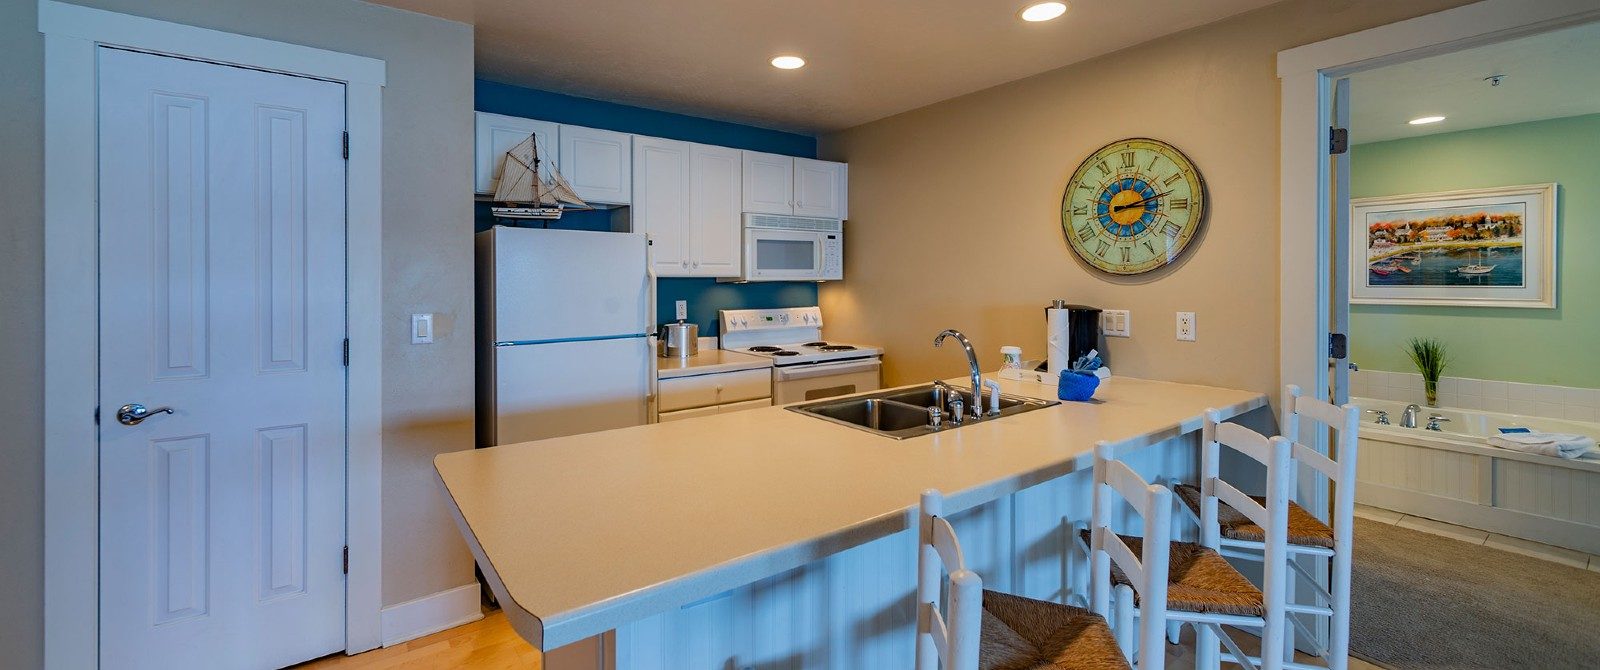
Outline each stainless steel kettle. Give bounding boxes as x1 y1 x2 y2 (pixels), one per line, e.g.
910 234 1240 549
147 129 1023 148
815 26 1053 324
657 321 699 359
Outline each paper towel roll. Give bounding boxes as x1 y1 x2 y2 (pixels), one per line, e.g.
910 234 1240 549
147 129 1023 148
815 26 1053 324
1046 306 1071 375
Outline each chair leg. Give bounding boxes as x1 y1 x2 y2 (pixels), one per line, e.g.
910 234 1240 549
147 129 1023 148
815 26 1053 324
1113 584 1135 662
1195 620 1220 670
1167 619 1183 644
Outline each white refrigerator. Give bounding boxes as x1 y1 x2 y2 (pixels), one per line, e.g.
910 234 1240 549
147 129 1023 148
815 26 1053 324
476 226 653 447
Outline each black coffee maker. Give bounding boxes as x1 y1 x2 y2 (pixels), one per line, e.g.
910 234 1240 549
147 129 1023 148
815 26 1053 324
1043 300 1103 372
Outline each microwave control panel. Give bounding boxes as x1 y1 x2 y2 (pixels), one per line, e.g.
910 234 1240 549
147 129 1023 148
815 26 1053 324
821 234 844 280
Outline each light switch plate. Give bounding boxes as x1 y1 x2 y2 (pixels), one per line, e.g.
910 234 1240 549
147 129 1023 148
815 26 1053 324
1103 309 1131 338
675 300 688 321
411 313 434 344
1176 311 1197 341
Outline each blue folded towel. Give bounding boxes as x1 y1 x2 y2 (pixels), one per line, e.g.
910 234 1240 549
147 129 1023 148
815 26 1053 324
1058 371 1099 402
1486 433 1597 459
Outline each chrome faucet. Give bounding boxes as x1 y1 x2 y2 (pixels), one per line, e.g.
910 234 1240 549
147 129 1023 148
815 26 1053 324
1401 403 1421 429
933 329 983 419
931 380 968 424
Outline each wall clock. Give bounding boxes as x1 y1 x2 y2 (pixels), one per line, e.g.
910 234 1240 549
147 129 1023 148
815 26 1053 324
1060 138 1207 275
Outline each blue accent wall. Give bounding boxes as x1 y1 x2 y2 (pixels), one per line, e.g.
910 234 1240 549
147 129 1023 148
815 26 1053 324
474 79 820 335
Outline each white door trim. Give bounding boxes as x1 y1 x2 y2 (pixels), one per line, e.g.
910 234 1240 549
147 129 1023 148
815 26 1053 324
39 2 387 667
1276 0 1600 426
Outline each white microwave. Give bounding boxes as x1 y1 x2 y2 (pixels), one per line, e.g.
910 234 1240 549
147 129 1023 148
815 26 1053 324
738 213 843 282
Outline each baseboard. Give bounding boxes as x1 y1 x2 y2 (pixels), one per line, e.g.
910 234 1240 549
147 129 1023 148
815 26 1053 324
379 583 484 647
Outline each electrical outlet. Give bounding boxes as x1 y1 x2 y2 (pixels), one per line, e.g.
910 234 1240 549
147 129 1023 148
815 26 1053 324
1176 311 1197 341
1103 309 1131 338
675 300 688 321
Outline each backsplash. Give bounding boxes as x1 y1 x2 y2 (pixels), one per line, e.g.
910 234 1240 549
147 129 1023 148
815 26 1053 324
1350 370 1600 422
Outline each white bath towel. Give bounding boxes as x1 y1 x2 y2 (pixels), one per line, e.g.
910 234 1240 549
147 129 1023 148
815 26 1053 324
1486 433 1598 459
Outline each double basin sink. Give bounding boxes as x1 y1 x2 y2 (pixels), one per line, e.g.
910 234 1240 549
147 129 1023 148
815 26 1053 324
789 383 1059 439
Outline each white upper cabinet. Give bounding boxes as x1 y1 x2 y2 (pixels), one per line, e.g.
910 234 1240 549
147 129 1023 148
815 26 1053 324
632 136 692 276
741 150 795 215
689 144 743 277
475 112 559 195
741 151 848 219
559 125 632 205
793 158 847 220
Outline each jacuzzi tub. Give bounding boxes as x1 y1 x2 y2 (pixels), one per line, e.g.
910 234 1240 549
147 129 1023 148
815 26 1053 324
1351 396 1600 554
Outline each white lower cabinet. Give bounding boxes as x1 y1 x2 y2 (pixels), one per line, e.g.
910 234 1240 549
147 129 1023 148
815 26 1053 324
656 368 772 420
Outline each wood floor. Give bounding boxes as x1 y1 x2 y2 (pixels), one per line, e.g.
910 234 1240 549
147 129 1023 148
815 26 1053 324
294 610 1381 670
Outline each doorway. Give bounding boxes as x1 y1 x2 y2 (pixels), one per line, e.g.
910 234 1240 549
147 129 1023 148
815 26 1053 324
95 46 349 669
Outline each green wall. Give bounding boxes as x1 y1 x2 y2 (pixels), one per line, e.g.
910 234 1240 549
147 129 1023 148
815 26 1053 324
1350 113 1599 388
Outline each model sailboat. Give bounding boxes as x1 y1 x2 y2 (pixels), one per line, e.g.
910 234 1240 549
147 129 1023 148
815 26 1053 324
491 134 590 220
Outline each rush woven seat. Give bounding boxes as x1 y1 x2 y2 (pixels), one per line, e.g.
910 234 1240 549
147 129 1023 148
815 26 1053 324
1081 530 1265 617
978 589 1130 670
1174 483 1335 549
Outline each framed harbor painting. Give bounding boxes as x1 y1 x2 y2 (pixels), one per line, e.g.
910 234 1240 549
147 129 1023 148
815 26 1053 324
1350 183 1557 308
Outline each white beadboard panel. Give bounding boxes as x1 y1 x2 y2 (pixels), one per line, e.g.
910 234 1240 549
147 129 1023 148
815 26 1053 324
1357 438 1484 503
1496 460 1600 526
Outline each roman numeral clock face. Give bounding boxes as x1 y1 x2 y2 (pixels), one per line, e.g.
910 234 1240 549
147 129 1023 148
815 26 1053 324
1061 138 1206 275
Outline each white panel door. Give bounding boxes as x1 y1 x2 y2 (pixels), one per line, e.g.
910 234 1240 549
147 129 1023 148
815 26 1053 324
493 338 651 444
741 150 794 215
792 158 845 220
689 143 742 277
490 227 649 342
97 48 347 670
633 136 693 277
475 111 560 195
560 125 632 204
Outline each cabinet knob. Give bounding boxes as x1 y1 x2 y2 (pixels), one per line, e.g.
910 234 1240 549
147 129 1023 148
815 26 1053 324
693 261 700 269
681 260 689 269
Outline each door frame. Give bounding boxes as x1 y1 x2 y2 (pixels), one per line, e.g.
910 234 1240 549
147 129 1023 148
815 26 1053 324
1276 0 1600 453
39 1 387 667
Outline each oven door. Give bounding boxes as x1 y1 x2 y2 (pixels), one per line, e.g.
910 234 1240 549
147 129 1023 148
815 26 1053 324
744 228 825 281
772 358 882 404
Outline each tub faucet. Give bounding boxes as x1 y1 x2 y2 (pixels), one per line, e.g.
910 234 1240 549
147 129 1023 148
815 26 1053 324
1367 409 1390 425
933 329 983 419
1426 415 1451 432
1401 404 1421 429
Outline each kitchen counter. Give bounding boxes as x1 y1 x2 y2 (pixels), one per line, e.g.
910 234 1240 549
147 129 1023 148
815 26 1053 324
655 347 771 380
434 375 1266 656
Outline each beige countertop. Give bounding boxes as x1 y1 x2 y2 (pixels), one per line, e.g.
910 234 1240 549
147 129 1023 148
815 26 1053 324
655 347 771 380
434 375 1266 651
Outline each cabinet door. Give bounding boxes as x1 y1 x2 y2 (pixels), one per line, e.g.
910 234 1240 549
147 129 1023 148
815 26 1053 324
741 150 794 215
793 158 846 219
633 136 692 276
689 144 743 277
560 125 632 204
475 112 558 195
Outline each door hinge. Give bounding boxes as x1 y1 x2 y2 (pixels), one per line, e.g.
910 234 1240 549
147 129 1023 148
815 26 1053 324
342 131 349 160
342 546 349 574
1329 332 1348 360
1329 127 1349 155
342 338 350 366
94 406 100 425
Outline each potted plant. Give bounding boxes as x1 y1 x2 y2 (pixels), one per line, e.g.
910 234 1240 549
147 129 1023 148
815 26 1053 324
1405 337 1450 407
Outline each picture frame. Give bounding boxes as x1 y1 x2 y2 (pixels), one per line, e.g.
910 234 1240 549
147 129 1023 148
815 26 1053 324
1349 183 1557 308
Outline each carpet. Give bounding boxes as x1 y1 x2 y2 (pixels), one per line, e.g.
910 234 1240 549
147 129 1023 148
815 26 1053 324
1350 517 1600 669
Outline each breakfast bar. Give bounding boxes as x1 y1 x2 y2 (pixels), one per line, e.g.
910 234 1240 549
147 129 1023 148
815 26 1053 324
435 375 1266 668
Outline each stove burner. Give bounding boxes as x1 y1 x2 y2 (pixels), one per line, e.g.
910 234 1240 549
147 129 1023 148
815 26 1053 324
771 350 800 357
748 346 783 353
819 345 857 352
802 341 829 348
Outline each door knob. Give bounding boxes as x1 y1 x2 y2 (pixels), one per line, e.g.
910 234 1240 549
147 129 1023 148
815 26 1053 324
117 403 174 426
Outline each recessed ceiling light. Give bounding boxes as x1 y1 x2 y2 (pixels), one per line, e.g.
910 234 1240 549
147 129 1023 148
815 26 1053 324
770 55 806 70
1409 116 1446 125
1019 2 1068 22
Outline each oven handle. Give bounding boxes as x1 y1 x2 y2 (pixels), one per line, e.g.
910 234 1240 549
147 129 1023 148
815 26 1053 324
774 358 881 381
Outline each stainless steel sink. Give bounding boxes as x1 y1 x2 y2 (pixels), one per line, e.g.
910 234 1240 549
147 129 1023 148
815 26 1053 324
790 383 1059 439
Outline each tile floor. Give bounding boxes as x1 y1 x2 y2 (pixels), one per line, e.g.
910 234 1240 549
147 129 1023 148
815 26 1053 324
1354 503 1600 570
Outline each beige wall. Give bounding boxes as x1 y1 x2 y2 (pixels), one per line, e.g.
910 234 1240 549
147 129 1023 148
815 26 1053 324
819 0 1472 399
1 1 477 663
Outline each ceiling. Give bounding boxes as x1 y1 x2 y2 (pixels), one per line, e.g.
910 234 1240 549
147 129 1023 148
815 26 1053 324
1349 21 1600 143
367 0 1280 134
